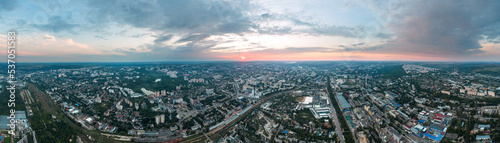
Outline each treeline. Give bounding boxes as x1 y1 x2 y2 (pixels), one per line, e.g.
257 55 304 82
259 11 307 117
377 65 407 79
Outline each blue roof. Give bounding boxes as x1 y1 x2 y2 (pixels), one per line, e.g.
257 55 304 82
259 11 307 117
283 130 288 134
476 135 490 139
424 133 442 142
419 119 425 123
336 94 351 109
479 124 491 128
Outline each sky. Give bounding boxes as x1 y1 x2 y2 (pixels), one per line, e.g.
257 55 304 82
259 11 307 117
0 0 500 62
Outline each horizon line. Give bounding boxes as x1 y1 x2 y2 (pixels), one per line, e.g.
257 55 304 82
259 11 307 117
5 60 500 64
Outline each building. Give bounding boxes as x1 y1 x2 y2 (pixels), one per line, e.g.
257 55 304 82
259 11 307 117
476 135 490 141
445 133 458 141
411 124 425 137
161 90 166 96
310 107 331 119
95 97 102 103
336 93 351 110
155 115 161 125
488 91 495 96
403 124 413 131
116 103 123 110
430 124 445 132
160 114 165 123
389 127 402 142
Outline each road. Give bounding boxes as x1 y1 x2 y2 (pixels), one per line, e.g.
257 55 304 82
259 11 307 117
326 86 345 143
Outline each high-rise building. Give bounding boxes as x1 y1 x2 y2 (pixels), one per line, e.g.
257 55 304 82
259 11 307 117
116 103 123 110
160 114 165 123
95 97 101 103
155 115 161 125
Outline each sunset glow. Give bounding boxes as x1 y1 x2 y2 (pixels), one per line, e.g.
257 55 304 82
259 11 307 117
0 0 498 62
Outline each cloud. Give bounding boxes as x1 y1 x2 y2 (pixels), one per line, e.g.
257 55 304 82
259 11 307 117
86 0 254 34
112 41 221 61
0 0 17 12
153 34 173 44
255 13 369 37
34 16 78 33
339 44 383 51
3 0 500 62
379 0 500 57
257 26 292 35
313 25 366 38
130 33 152 38
176 34 210 43
14 34 112 59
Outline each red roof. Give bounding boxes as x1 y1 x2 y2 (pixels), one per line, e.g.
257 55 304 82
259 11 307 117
435 113 445 118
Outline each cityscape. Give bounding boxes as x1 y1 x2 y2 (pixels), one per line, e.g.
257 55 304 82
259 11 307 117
1 0 500 143
0 62 500 143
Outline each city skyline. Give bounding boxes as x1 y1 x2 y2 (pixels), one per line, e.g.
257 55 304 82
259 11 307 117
1 0 500 62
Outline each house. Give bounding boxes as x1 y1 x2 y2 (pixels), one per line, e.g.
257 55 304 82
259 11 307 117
445 133 458 141
476 135 490 141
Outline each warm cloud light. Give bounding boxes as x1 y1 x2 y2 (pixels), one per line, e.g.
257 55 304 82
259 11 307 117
0 0 499 62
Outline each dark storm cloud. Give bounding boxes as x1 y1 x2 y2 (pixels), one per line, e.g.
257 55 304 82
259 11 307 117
383 0 500 56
